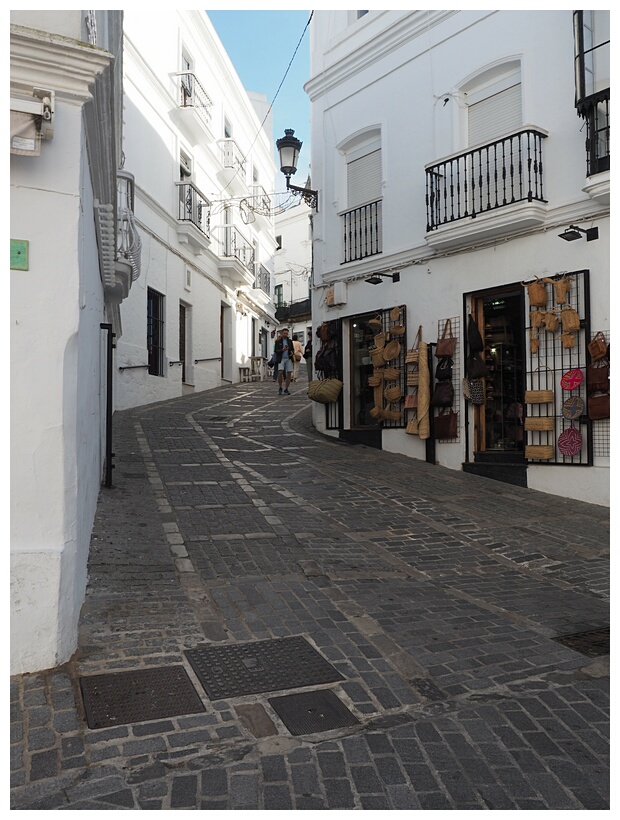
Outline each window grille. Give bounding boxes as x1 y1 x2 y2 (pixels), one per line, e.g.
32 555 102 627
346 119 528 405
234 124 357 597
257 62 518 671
147 288 165 376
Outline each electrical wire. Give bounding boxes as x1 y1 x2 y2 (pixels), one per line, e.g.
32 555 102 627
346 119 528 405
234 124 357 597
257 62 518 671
220 10 314 196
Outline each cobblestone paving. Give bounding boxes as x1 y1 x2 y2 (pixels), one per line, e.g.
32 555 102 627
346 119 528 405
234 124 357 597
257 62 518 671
11 377 609 809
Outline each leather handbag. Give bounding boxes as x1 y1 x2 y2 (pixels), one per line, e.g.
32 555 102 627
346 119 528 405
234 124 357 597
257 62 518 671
434 410 458 439
467 352 488 379
404 393 418 409
588 393 610 420
436 319 456 358
435 358 453 381
588 331 608 361
587 362 610 394
430 380 454 407
467 315 484 353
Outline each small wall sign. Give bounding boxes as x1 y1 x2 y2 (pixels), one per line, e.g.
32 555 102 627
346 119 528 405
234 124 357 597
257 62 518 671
11 239 29 271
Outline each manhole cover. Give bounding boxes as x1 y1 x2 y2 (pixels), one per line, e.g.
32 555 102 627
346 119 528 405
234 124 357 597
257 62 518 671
553 626 610 657
268 688 359 736
185 636 344 700
79 666 205 729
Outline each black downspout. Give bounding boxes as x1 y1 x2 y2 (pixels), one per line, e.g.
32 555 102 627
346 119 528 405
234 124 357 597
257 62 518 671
100 323 116 488
426 342 436 464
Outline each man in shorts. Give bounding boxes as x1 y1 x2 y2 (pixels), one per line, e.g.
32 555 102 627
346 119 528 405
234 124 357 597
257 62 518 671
274 327 294 395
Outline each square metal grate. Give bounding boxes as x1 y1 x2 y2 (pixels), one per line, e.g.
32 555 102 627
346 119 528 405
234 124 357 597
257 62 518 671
79 665 205 729
552 626 610 657
185 636 344 700
268 688 360 736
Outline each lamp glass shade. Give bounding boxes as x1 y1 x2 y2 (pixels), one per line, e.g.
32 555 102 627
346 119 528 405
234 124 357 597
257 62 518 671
276 129 302 177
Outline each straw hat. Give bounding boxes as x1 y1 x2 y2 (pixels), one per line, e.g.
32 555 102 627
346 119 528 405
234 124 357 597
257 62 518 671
382 339 401 361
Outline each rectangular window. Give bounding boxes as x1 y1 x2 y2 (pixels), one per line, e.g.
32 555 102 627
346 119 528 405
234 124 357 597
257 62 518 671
147 288 165 376
275 284 284 307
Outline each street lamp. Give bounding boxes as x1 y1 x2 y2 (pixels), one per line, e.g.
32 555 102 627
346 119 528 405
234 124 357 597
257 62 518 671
365 272 400 285
276 129 319 211
558 224 599 242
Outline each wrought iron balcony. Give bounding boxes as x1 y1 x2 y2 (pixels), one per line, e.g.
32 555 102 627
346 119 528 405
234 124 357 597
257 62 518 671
342 200 382 263
254 262 271 295
250 185 271 214
220 138 246 176
425 128 547 231
219 225 254 270
176 181 211 237
176 72 213 131
276 297 311 322
116 171 141 282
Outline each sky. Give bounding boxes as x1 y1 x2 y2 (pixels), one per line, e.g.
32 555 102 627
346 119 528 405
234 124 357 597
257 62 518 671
207 10 312 192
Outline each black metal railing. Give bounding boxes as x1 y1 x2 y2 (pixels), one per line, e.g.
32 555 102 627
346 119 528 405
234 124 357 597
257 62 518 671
219 225 254 270
254 263 271 294
177 72 213 131
425 128 547 231
275 297 311 322
579 90 610 176
176 181 211 237
342 200 382 263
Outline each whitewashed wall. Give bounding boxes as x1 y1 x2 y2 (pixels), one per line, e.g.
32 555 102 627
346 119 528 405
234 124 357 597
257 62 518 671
307 10 609 506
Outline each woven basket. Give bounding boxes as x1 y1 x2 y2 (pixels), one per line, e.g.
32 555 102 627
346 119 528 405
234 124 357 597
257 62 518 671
383 407 402 421
373 332 387 349
368 316 382 331
407 373 419 386
370 405 386 420
367 374 383 387
561 306 581 333
524 416 555 431
525 389 553 404
390 306 402 322
405 416 419 435
405 350 419 364
523 277 548 307
383 340 401 361
371 348 385 367
312 379 343 404
384 385 402 402
390 324 405 336
383 366 400 380
525 444 554 460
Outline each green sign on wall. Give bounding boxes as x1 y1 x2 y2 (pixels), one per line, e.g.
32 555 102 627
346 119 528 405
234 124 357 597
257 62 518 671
11 239 29 271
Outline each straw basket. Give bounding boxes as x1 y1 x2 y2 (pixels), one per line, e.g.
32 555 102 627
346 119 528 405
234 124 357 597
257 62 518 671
383 407 402 421
384 385 402 402
367 374 383 387
525 389 553 404
523 277 548 308
561 306 581 333
405 350 419 364
370 405 386 420
390 306 402 322
373 332 387 349
525 444 554 460
311 379 343 404
407 373 419 387
371 348 385 367
382 340 401 362
368 316 383 331
390 324 406 336
524 416 555 431
383 366 400 380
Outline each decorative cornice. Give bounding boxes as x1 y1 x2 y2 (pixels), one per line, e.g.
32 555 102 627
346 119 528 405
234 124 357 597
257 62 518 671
10 24 113 102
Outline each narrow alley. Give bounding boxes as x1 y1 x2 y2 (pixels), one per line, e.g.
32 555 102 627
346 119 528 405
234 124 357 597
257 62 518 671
11 377 610 810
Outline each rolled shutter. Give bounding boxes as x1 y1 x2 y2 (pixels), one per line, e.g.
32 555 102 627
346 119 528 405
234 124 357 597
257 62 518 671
347 148 381 207
468 83 522 145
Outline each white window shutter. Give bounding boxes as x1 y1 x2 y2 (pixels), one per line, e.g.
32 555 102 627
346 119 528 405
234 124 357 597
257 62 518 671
347 148 381 207
468 83 522 146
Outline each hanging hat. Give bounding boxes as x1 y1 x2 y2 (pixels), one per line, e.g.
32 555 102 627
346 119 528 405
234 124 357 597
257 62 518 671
557 427 583 457
382 340 401 361
562 396 585 420
560 368 584 391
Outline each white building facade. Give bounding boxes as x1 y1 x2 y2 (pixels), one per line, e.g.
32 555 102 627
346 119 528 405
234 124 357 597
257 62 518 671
116 10 278 407
274 201 313 345
306 10 609 506
10 10 135 674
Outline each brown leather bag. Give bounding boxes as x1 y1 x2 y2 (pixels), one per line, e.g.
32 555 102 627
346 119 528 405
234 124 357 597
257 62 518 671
436 319 456 358
588 393 610 420
588 362 610 394
434 410 458 439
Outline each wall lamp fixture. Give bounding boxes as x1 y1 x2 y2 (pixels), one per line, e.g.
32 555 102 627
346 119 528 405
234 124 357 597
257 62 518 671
276 129 319 211
365 272 400 285
558 224 599 242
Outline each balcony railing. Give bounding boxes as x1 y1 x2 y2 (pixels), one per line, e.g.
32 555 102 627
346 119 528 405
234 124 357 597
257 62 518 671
254 262 271 294
276 297 311 322
176 72 213 131
221 138 246 177
426 128 547 231
219 225 254 270
117 171 141 281
176 181 211 237
342 200 383 263
250 185 271 214
578 90 610 176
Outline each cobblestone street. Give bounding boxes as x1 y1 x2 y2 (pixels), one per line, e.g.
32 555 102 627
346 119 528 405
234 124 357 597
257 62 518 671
10 377 610 810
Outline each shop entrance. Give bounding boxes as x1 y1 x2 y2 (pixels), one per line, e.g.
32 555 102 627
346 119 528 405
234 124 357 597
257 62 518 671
470 287 526 462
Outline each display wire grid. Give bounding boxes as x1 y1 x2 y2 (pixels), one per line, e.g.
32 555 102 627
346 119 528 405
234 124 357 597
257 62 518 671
435 316 461 441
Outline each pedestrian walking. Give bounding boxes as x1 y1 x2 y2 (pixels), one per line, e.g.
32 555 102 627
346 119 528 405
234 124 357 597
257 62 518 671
292 334 304 382
275 328 294 394
268 332 280 381
303 336 313 382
